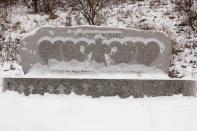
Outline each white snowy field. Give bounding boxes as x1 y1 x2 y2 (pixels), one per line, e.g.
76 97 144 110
0 92 197 131
0 66 197 131
1 63 197 131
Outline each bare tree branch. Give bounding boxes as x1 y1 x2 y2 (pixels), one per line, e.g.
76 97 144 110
65 0 108 25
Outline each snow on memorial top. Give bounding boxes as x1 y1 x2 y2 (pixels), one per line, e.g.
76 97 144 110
20 26 172 74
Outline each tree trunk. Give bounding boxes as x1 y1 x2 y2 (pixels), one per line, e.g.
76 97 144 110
34 0 37 13
186 11 195 31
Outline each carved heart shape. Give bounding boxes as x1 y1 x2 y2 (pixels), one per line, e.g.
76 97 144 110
62 41 76 61
38 40 62 63
136 41 160 66
110 41 137 64
38 40 53 63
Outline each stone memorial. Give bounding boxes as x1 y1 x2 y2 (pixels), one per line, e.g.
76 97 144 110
18 26 171 74
2 26 196 97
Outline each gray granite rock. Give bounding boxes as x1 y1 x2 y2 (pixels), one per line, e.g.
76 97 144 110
3 78 196 97
20 26 172 74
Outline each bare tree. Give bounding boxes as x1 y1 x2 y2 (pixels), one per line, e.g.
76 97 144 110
174 0 197 31
0 0 16 6
0 0 17 13
22 0 41 13
34 0 38 13
42 0 62 18
65 0 108 25
23 0 61 17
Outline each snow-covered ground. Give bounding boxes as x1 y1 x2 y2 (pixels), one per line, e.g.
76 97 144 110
0 65 197 131
0 92 196 131
0 61 196 131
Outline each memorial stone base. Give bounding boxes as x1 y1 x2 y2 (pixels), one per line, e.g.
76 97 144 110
3 78 196 98
4 26 196 98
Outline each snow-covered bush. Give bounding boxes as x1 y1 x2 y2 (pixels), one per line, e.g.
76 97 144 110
23 0 62 17
0 38 20 64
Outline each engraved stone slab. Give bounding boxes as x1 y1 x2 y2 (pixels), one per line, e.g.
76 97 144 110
20 26 172 74
3 78 196 97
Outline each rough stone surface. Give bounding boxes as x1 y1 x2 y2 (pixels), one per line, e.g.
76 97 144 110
6 26 195 98
3 78 196 98
20 26 172 74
